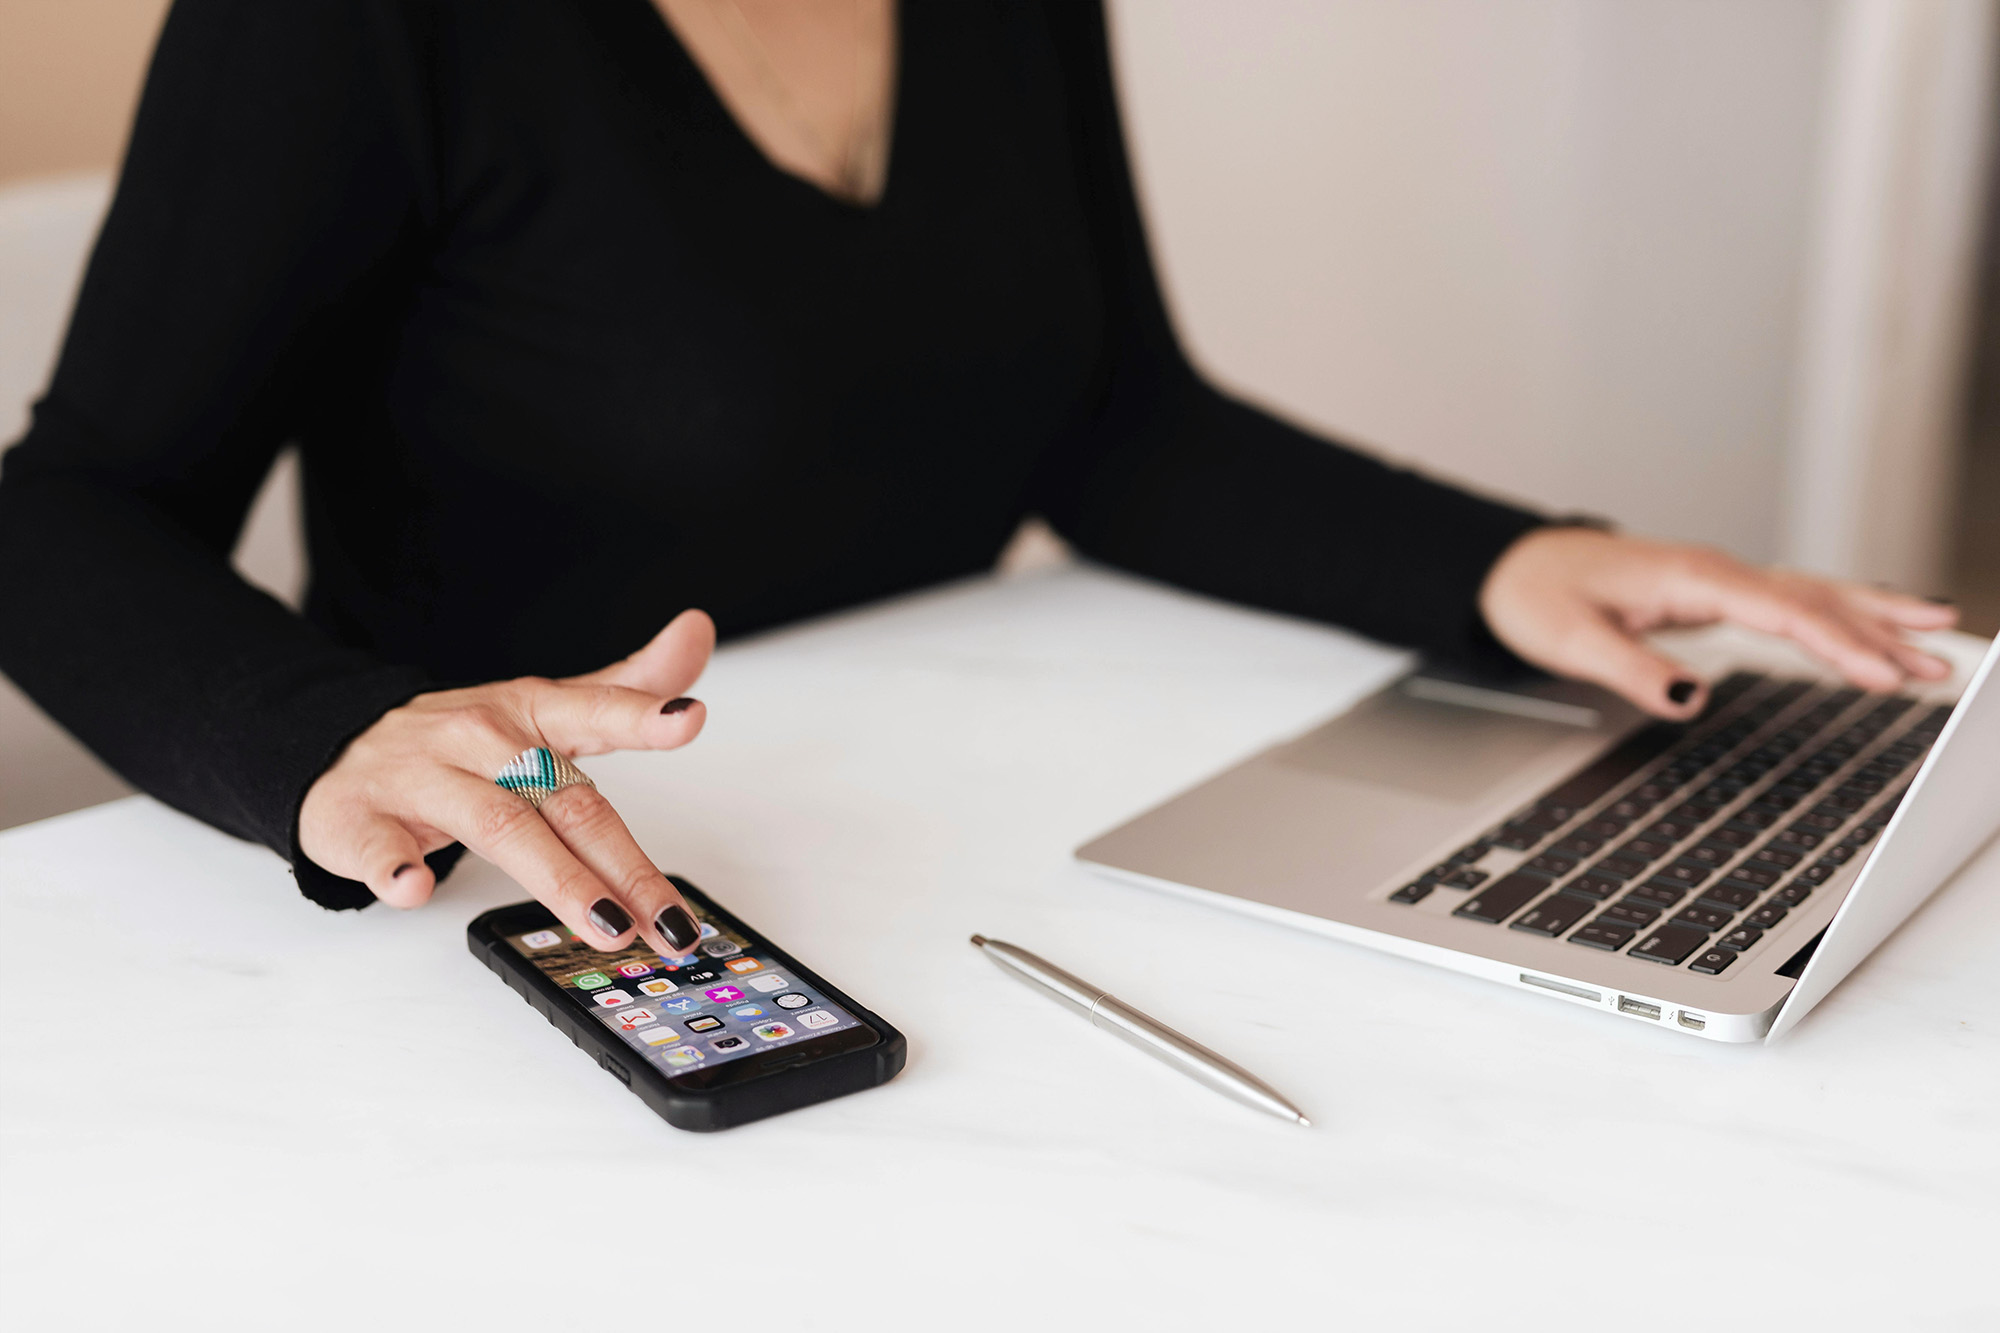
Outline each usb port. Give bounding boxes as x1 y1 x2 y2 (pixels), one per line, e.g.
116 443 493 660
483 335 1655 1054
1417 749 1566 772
1677 1011 1706 1031
1616 996 1661 1020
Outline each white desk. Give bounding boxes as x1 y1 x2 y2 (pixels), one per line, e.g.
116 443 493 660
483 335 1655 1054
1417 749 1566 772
4 567 1997 1330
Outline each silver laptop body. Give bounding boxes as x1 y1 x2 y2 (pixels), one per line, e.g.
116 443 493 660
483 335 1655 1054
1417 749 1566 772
1077 627 2000 1042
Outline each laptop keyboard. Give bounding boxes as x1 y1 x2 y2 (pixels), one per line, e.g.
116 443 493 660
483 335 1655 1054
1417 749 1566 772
1387 672 1952 974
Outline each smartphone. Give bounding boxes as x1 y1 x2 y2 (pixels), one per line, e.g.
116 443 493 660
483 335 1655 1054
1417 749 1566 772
468 877 905 1131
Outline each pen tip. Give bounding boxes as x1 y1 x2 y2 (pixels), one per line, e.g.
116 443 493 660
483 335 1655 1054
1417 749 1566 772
1295 1115 1312 1128
969 934 988 947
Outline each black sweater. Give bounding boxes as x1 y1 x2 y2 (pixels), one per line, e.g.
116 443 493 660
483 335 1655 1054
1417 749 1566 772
0 0 1543 909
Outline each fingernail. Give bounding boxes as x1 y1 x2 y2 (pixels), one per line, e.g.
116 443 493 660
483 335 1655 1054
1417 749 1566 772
660 697 697 715
1667 679 1697 705
392 863 415 878
1926 595 1956 606
654 904 700 953
587 897 633 938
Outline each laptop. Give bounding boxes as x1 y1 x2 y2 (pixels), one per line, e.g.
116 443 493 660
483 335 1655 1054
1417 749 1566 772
1076 625 2000 1041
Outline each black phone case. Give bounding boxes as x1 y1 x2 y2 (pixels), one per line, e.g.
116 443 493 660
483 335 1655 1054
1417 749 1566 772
467 877 906 1132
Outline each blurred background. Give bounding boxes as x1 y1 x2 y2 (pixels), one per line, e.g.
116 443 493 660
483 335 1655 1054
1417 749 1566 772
2 0 1996 833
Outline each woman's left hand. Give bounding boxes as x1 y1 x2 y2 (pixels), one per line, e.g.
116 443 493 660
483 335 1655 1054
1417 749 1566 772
1478 526 1960 720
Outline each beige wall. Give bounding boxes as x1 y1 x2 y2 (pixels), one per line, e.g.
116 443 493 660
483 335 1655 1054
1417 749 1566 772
0 0 170 185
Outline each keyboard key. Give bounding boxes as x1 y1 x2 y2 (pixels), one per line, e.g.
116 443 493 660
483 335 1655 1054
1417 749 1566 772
1526 852 1579 877
1800 861 1836 883
1592 855 1648 881
1844 825 1879 846
1645 819 1699 843
1718 926 1763 951
1495 826 1542 852
1390 882 1434 904
1571 922 1637 951
1729 809 1778 831
1703 827 1755 850
1673 905 1734 932
1651 863 1713 890
1670 802 1719 825
1795 811 1845 833
1689 948 1737 975
1698 881 1759 911
1603 900 1662 927
1726 864 1780 890
1511 893 1596 938
1678 844 1731 869
1618 836 1674 864
1581 817 1628 839
1744 904 1789 929
1552 835 1603 858
1771 883 1813 907
1822 844 1855 864
1631 924 1711 966
1628 882 1687 909
1443 867 1489 890
1566 873 1623 901
1774 828 1823 851
1454 872 1553 924
1750 847 1802 870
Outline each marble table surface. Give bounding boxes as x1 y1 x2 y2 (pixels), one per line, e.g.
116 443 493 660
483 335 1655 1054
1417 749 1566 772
4 566 1996 1331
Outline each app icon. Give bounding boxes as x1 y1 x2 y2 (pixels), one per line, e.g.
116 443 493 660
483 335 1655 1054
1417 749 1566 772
697 922 719 940
521 930 562 949
747 973 788 993
703 985 744 1004
609 1006 657 1029
773 992 811 1010
797 1009 839 1029
701 939 742 958
751 1022 795 1042
636 978 678 997
657 996 701 1014
683 968 724 986
617 962 654 979
685 1015 724 1034
723 957 763 974
637 1027 682 1046
661 1047 706 1068
710 1035 748 1053
571 971 613 990
592 988 634 1008
728 1004 767 1020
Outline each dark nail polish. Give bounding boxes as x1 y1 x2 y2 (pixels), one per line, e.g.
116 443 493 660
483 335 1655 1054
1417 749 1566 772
655 903 700 954
1927 595 1956 606
1667 679 1697 705
392 863 415 878
660 697 697 715
587 897 633 938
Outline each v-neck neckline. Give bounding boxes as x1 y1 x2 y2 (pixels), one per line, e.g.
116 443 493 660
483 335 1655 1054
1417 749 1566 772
642 0 909 215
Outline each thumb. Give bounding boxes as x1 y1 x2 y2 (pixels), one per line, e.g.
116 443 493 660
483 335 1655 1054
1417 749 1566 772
569 608 715 696
1532 609 1706 720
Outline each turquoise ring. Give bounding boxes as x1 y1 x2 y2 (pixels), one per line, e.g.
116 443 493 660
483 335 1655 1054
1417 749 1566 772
494 746 595 809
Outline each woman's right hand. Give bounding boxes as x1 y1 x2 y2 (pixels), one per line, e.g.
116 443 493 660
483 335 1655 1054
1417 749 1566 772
299 610 716 957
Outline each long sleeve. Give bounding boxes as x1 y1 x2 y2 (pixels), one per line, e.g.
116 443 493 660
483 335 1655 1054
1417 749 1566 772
0 0 441 909
1033 1 1547 668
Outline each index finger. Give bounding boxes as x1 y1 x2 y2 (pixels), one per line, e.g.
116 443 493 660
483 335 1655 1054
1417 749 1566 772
524 679 708 759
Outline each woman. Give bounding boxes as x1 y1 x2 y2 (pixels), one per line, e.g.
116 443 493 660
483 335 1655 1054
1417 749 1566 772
0 0 1955 962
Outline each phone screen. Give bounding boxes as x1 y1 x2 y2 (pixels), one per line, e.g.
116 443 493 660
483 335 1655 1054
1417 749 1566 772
503 901 870 1083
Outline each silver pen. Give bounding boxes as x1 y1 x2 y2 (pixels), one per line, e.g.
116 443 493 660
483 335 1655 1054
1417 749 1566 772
969 935 1311 1127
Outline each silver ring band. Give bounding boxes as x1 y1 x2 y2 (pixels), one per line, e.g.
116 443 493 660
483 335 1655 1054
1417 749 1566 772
494 746 595 809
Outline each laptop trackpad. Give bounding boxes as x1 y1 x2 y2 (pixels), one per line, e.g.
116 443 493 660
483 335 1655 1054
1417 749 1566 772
1273 689 1587 804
